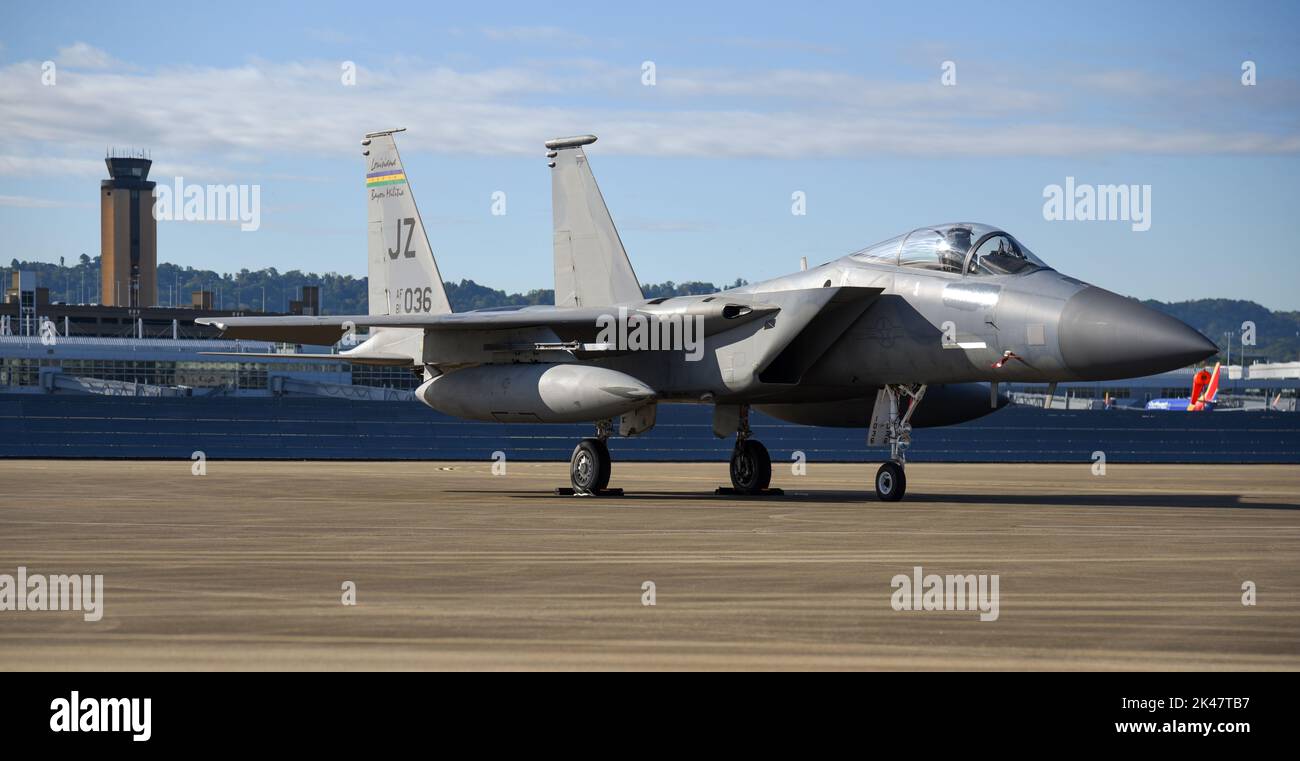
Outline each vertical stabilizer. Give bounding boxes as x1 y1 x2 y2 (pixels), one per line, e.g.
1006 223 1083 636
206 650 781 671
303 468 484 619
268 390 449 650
1202 362 1222 405
354 129 451 364
546 135 643 308
1189 362 1221 411
363 129 452 317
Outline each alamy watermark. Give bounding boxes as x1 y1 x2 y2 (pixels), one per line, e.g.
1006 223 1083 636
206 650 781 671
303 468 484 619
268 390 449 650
50 691 150 742
1043 177 1151 232
153 177 261 231
0 566 103 622
890 565 1000 622
40 318 58 346
595 307 705 361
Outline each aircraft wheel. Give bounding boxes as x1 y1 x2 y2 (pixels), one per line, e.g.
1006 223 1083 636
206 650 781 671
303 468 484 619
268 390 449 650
874 461 906 502
730 439 772 495
570 438 611 494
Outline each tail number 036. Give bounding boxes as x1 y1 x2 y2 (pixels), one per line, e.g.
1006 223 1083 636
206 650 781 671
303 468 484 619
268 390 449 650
391 287 434 314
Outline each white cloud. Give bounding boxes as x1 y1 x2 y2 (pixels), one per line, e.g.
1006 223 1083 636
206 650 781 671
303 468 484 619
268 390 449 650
0 51 1295 182
0 194 91 208
55 42 120 70
0 154 103 177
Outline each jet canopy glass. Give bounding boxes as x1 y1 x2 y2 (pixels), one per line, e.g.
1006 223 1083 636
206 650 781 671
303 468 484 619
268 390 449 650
852 223 1048 276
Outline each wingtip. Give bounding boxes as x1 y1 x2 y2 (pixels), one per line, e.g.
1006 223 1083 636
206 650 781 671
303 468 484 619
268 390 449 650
544 134 598 150
364 127 407 139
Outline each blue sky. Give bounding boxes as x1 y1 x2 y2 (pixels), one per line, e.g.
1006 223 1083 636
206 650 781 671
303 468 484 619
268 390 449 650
2 0 1298 308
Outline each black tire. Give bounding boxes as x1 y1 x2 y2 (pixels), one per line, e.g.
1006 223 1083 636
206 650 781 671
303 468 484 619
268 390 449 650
591 439 611 492
570 438 611 494
875 461 906 502
729 439 772 495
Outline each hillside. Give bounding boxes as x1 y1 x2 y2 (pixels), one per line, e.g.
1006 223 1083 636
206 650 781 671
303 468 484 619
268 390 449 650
1143 299 1300 365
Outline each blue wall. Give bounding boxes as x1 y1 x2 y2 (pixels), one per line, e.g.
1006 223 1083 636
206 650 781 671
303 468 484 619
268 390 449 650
1 394 1297 463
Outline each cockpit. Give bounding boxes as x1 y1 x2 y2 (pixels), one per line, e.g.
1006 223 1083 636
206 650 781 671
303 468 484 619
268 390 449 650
851 223 1049 276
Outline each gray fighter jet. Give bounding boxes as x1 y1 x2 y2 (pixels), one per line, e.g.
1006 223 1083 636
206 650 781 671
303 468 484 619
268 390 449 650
200 130 1218 501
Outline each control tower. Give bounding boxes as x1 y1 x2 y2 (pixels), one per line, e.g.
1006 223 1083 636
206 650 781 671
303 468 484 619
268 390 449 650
100 151 157 307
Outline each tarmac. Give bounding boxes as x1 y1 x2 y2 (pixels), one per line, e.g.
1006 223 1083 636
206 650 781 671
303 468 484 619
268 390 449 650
1 460 1297 670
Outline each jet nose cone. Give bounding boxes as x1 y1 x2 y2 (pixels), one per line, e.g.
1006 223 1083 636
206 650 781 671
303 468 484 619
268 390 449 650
1059 287 1219 379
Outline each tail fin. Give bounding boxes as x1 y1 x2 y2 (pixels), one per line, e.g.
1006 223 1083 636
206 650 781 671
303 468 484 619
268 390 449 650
363 129 451 317
353 129 449 365
1188 362 1221 411
1202 362 1222 404
546 135 643 308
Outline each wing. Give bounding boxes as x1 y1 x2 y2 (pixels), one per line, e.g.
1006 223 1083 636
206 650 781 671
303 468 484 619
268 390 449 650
196 306 620 345
196 288 885 373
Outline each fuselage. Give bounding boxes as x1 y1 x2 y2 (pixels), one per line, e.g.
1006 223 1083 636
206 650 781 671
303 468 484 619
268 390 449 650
411 223 1218 426
579 243 1216 407
1146 398 1218 412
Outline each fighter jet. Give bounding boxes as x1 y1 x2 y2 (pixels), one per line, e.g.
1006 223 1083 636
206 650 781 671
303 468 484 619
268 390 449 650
199 129 1218 501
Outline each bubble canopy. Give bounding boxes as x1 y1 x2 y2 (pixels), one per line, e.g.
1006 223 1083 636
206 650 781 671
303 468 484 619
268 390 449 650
851 223 1049 276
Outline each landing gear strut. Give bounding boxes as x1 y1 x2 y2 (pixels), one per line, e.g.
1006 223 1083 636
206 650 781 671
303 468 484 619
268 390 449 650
720 405 777 496
563 419 621 496
873 384 926 502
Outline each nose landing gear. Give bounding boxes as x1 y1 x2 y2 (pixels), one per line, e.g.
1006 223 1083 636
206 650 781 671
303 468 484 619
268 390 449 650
871 384 926 502
874 460 905 501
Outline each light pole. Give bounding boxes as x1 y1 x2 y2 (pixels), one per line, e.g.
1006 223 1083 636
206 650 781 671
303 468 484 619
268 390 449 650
1224 330 1235 395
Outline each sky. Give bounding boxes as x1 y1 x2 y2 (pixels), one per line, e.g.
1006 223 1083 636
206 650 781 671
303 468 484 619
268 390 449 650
1 0 1298 308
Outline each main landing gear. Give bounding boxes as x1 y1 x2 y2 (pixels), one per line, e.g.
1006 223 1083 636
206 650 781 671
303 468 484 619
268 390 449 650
718 405 780 496
561 419 622 496
872 384 926 502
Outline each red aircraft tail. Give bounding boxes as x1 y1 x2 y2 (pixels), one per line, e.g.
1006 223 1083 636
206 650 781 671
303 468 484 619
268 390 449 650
1189 362 1221 411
